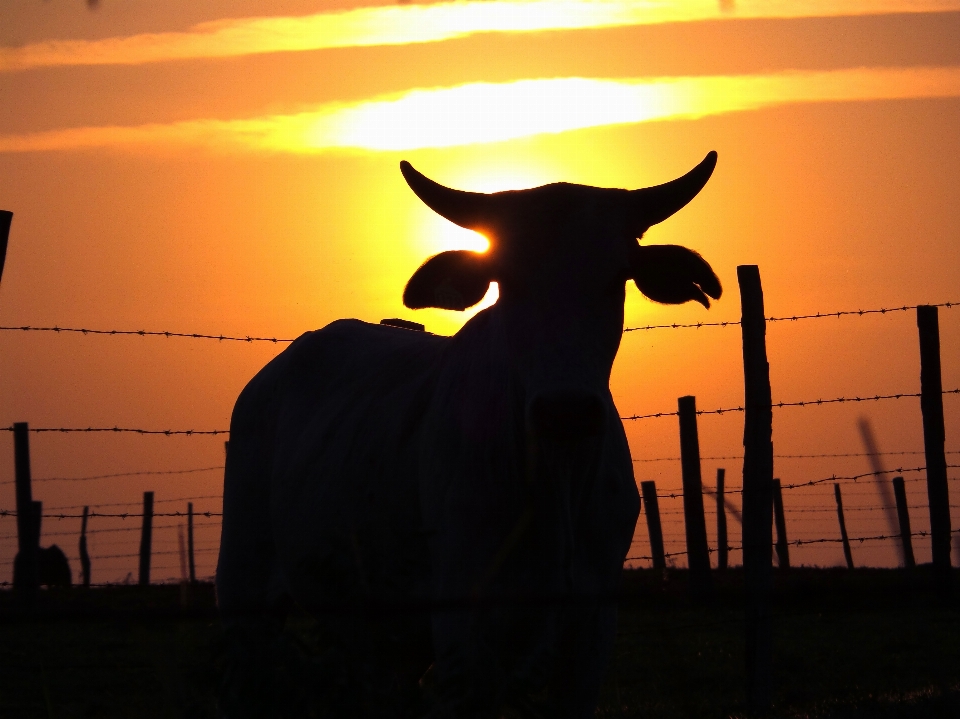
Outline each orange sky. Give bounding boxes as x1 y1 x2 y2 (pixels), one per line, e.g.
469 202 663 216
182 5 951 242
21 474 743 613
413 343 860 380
1 0 959 582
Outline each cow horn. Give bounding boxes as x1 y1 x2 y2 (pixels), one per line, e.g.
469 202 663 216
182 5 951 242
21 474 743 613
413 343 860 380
400 161 493 231
627 151 717 231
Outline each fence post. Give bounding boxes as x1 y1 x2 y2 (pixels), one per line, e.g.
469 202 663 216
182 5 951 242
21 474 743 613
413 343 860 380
640 481 666 570
79 506 91 588
139 491 154 586
678 395 713 598
917 305 952 596
0 210 11 284
772 479 790 570
13 422 39 598
891 476 916 569
833 484 854 570
717 468 728 571
738 265 774 710
187 501 196 584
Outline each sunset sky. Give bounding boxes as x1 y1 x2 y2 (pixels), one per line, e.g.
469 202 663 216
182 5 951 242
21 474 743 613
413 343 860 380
1 0 959 583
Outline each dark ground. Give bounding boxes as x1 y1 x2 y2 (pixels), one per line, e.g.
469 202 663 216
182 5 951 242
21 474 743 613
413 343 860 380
1 567 958 718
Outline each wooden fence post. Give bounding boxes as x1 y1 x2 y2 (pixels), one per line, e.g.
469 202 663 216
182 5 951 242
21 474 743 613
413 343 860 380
892 476 916 569
717 468 728 571
772 479 790 570
678 395 713 598
917 305 952 596
640 481 666 570
187 501 196 584
30 501 42 552
0 210 11 284
139 491 154 586
738 265 774 710
834 484 854 570
79 506 91 588
13 422 39 597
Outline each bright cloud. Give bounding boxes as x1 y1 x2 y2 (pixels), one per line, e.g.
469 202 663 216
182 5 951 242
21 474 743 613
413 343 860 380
2 66 959 154
2 0 959 72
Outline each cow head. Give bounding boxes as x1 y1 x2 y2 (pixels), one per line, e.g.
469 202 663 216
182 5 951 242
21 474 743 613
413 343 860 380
401 154 721 442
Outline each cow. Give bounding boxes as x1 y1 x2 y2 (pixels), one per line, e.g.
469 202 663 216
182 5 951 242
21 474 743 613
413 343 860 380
39 544 72 589
14 543 72 590
216 152 722 718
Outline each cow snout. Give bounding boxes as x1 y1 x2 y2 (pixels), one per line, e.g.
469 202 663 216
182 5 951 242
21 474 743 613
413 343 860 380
529 392 605 440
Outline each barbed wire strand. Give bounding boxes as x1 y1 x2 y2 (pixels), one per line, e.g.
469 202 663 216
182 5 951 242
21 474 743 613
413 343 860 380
0 426 226 435
648 465 959 499
2 389 955 437
0 509 221 519
622 389 960 421
0 325 294 343
625 527 960 562
3 301 954 342
633 449 960 463
2 470 955 519
45 495 222 511
623 301 957 333
0 466 224 486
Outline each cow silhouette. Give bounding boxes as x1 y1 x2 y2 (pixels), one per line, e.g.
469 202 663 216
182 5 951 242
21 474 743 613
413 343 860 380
217 153 721 718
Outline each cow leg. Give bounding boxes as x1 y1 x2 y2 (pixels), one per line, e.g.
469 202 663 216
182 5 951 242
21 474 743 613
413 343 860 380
545 604 618 719
290 527 434 718
216 389 298 718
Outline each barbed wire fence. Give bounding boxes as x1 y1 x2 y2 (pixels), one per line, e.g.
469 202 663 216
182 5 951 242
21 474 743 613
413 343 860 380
1 298 957 590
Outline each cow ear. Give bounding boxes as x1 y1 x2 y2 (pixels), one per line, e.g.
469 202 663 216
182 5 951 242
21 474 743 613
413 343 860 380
403 250 494 310
630 244 722 308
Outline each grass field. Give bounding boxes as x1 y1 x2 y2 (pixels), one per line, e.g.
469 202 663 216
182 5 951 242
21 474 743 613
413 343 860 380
1 568 958 718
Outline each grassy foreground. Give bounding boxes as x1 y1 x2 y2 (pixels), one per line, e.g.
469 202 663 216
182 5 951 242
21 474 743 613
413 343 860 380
0 568 958 718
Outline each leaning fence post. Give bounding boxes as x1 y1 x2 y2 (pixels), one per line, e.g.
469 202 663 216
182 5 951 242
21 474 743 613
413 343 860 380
640 481 666 570
916 305 952 596
717 468 728 571
79 506 91 588
892 476 916 569
0 210 12 284
833 484 854 570
187 501 196 584
772 479 790 570
13 422 39 597
678 395 713 598
738 265 774 710
139 491 154 586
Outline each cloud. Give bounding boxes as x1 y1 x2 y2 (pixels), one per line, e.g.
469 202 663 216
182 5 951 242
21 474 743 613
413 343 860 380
2 0 958 72
2 66 959 154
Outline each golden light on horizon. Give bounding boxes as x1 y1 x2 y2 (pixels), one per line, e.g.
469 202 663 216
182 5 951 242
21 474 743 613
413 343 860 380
2 66 960 156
